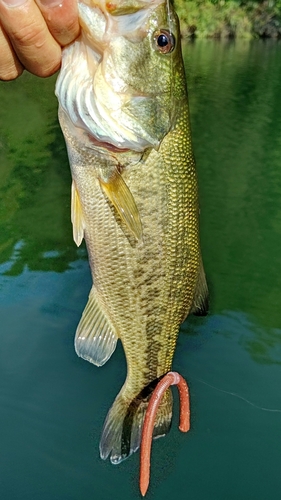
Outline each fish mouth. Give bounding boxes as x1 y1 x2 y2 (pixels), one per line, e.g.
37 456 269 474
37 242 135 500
55 0 173 154
87 133 131 153
96 0 164 16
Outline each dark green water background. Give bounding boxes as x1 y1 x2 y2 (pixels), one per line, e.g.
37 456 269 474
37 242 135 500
1 39 281 500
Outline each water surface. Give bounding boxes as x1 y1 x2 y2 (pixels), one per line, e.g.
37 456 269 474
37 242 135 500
0 39 281 500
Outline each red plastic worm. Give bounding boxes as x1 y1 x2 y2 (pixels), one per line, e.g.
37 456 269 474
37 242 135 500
139 371 190 496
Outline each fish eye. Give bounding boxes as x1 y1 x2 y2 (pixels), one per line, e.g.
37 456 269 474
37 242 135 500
154 30 175 54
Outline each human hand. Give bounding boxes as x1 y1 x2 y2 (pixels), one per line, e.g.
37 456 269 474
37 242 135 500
0 0 80 80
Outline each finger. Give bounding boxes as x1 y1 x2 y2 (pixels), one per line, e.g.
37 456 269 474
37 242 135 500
0 23 23 80
35 0 80 47
0 0 61 77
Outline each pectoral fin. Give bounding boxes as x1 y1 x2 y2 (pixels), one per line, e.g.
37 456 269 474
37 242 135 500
71 181 85 247
99 169 142 242
75 287 118 366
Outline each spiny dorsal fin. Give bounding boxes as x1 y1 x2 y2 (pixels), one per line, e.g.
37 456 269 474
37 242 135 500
75 287 118 366
99 168 142 242
191 255 209 317
71 181 85 247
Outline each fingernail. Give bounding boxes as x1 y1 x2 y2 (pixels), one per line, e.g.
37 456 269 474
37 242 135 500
36 0 64 7
1 0 28 7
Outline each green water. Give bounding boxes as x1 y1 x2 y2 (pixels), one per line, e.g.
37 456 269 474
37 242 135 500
1 39 281 500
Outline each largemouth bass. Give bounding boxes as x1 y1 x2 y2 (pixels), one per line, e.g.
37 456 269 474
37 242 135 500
55 0 208 465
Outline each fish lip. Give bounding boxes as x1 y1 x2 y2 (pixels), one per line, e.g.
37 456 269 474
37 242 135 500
87 133 131 153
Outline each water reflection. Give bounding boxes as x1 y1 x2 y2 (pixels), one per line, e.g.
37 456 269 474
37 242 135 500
183 39 281 337
1 40 281 500
0 73 85 274
185 309 281 366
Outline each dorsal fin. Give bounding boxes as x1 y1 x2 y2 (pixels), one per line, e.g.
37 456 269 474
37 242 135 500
75 287 118 366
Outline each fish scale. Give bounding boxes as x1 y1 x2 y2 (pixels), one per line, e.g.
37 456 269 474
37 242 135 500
159 105 198 352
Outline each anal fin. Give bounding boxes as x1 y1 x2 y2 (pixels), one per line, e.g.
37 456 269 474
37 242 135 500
99 168 142 242
75 287 118 366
